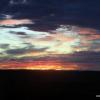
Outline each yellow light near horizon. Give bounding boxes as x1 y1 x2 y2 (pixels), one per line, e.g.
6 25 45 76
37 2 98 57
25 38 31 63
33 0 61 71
25 65 79 70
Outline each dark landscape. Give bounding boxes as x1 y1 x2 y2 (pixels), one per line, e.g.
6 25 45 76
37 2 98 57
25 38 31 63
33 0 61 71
0 70 100 98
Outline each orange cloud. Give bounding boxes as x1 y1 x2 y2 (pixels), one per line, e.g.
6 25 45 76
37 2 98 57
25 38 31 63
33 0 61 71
0 19 33 26
77 27 98 35
83 35 100 41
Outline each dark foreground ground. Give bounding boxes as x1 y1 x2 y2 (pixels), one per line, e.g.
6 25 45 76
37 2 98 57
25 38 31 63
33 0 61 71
0 70 100 99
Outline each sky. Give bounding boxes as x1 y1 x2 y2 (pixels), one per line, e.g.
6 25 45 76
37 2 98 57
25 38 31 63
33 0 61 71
0 0 100 70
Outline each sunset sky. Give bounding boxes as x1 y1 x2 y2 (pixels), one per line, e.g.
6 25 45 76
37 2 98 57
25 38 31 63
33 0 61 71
0 0 100 70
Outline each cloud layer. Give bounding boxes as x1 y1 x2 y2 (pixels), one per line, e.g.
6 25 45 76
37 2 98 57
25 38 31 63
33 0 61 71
0 23 100 70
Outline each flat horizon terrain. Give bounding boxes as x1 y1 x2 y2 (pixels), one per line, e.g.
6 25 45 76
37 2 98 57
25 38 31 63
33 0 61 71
0 70 100 98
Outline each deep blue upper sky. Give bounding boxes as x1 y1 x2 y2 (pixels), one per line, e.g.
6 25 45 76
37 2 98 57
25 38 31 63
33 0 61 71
0 0 100 29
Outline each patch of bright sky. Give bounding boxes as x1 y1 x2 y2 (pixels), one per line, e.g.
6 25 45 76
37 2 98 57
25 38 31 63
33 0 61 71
0 26 51 52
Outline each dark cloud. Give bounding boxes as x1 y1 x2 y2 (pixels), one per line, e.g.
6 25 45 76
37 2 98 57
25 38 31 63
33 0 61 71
0 53 3 55
0 44 9 49
65 51 100 63
76 62 100 71
89 44 100 51
31 51 100 70
16 32 27 35
6 46 48 55
10 31 27 35
36 51 100 63
0 0 100 29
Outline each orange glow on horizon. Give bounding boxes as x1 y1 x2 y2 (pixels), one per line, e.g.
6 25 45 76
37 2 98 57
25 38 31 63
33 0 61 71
0 60 79 70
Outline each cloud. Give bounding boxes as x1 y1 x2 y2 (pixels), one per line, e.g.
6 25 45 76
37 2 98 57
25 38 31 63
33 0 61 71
0 51 100 70
0 26 50 49
0 19 34 26
0 14 13 19
6 46 48 55
70 51 100 63
0 44 9 49
0 26 100 55
33 51 100 63
0 24 100 64
12 32 27 35
9 0 28 5
34 51 100 70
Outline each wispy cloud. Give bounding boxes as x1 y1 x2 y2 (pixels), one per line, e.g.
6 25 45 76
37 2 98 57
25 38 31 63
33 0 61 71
0 19 34 26
9 0 28 5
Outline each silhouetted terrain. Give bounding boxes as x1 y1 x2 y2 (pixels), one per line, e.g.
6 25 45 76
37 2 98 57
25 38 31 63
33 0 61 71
0 70 100 98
